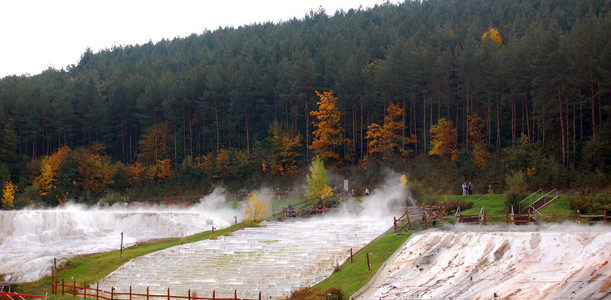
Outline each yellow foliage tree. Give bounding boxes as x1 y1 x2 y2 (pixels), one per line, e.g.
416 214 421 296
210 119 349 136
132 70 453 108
35 146 70 196
481 26 502 47
303 156 334 203
2 181 17 210
429 118 459 162
366 102 415 159
309 90 344 163
244 193 268 222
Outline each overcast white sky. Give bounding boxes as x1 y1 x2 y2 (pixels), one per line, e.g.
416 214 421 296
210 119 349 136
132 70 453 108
0 0 391 78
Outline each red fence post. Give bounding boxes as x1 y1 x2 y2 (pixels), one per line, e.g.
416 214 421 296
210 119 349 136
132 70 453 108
259 291 261 300
130 285 132 300
111 287 114 300
62 278 65 296
73 278 76 297
168 288 171 300
234 290 237 300
147 287 150 300
96 282 99 300
84 281 87 299
212 290 215 300
393 216 397 232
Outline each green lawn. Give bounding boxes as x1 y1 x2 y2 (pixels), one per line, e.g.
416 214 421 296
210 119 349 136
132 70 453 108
314 231 412 298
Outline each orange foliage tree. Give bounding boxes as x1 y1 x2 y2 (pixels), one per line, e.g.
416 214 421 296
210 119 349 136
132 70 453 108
468 114 490 169
73 145 115 195
309 90 344 163
265 121 302 176
35 146 70 197
365 102 415 160
481 26 502 47
429 118 459 162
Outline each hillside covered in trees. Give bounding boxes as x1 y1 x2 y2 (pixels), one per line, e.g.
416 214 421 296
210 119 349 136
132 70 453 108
0 0 609 207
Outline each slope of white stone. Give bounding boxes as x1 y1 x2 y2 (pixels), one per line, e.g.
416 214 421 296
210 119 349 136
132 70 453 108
98 215 392 299
355 224 611 300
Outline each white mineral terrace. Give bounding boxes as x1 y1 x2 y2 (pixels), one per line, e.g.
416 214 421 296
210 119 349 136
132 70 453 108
0 190 243 283
97 215 392 299
355 224 611 300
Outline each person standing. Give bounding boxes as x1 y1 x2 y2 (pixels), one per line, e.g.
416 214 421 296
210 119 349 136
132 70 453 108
468 182 473 195
462 182 467 196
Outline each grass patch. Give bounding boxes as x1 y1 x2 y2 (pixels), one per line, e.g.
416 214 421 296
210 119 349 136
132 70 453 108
313 231 413 298
16 223 249 298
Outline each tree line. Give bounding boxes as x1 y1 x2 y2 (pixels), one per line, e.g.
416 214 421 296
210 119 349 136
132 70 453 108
0 0 609 207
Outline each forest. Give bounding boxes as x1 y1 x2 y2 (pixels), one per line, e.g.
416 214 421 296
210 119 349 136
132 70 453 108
0 0 609 208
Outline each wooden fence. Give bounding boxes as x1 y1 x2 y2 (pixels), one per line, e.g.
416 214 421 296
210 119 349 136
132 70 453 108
395 208 608 230
52 278 261 300
0 292 46 300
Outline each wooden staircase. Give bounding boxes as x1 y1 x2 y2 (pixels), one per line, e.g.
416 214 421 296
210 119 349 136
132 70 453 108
520 189 559 217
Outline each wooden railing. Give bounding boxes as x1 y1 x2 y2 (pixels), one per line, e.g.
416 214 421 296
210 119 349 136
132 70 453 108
52 278 261 300
0 292 45 300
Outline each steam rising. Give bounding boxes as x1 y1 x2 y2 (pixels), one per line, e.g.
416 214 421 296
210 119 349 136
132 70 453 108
0 188 244 283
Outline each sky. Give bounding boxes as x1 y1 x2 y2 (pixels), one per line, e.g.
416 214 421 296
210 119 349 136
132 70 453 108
0 0 390 78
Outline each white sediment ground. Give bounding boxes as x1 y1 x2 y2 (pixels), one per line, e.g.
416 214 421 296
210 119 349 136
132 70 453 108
354 224 611 300
97 215 392 299
0 191 244 283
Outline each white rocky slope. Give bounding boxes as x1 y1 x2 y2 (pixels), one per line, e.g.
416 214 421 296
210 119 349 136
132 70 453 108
354 224 611 300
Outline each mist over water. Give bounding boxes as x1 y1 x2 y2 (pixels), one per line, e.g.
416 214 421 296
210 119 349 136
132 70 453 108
0 188 245 283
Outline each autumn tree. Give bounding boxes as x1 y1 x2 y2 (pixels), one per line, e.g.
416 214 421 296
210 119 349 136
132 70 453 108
309 91 344 163
35 146 71 198
366 102 416 160
1 181 17 210
265 121 303 176
244 193 269 222
468 114 490 169
481 26 502 47
73 143 115 196
429 118 458 162
303 156 333 203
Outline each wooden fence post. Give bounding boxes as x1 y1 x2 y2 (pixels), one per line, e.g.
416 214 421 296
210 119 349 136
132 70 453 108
212 290 215 300
73 278 76 297
130 285 132 300
393 216 397 232
96 282 99 300
483 210 487 225
168 287 171 300
259 291 261 300
111 287 114 300
62 278 65 296
528 210 531 224
84 281 87 299
147 287 150 300
234 289 237 300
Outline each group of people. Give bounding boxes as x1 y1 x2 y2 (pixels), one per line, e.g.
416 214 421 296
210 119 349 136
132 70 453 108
461 181 474 195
